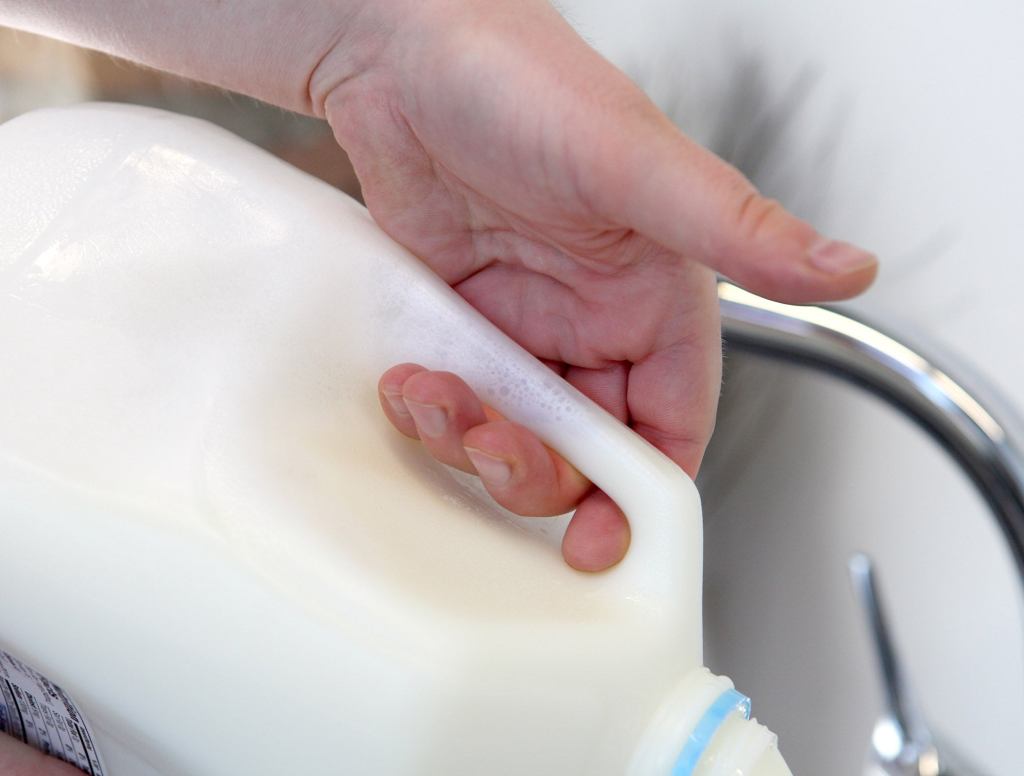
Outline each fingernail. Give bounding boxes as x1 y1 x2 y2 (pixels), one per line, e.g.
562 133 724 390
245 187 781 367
382 390 410 417
808 238 877 275
405 400 448 438
464 448 513 487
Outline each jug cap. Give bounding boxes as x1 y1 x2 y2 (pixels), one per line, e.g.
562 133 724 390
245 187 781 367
629 668 793 776
684 707 793 776
671 688 751 773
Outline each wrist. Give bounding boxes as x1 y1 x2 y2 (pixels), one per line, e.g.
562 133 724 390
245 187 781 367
305 0 406 118
316 0 569 129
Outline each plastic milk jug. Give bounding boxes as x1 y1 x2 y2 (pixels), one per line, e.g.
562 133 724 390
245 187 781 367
0 104 792 776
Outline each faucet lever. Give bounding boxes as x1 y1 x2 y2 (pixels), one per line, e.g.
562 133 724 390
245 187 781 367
847 553 988 776
848 553 935 755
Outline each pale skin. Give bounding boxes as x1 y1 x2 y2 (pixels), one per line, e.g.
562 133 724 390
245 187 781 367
2 0 876 770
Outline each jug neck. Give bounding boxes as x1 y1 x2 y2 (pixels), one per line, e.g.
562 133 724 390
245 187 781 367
629 668 792 776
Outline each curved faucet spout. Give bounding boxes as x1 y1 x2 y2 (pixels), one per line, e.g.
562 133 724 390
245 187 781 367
718 280 1024 587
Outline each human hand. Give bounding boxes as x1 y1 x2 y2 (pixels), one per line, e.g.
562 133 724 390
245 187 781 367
0 730 85 775
316 1 877 571
0 0 876 574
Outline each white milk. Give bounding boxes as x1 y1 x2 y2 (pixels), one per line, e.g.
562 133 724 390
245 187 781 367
0 104 791 775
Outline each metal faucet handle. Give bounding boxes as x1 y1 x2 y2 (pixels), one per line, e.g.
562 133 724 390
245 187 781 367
848 553 988 776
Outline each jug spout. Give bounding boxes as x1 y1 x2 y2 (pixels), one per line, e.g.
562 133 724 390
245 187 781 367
630 668 793 776
691 713 793 776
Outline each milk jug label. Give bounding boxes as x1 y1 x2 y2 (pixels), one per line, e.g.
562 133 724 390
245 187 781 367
0 647 107 775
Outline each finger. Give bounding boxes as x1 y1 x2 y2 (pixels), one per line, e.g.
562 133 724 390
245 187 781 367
559 363 632 570
558 312 716 570
400 369 488 472
564 362 629 422
628 268 722 478
590 96 878 303
378 363 428 438
463 420 591 516
0 732 86 776
561 490 631 572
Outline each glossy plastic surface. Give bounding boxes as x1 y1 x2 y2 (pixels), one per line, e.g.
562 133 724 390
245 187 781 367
0 104 755 775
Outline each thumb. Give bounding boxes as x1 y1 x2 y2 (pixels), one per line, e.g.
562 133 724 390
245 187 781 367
597 106 877 304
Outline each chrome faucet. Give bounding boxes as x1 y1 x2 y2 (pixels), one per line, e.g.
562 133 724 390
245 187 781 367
718 281 1024 776
848 553 985 775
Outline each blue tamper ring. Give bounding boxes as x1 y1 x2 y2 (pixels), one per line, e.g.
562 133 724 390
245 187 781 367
671 688 752 775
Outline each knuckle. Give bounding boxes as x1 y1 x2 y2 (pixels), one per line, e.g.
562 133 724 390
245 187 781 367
734 191 784 243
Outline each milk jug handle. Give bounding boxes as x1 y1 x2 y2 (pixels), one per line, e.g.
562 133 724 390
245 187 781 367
384 252 702 605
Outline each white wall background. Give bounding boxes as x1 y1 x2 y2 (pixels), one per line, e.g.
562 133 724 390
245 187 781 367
561 1 1024 773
